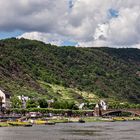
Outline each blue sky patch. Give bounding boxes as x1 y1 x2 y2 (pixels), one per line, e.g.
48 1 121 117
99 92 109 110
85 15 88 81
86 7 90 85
0 30 24 40
62 40 77 46
108 9 119 18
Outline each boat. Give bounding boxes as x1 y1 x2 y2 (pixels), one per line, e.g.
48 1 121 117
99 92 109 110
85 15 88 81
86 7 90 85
113 117 126 121
8 121 32 127
24 124 33 127
34 120 47 125
78 119 85 123
45 122 55 125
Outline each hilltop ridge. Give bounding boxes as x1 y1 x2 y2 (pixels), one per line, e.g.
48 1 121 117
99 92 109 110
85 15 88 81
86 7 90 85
0 38 140 103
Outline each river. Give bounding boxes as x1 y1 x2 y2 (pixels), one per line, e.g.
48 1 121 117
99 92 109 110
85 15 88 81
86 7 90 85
0 121 140 140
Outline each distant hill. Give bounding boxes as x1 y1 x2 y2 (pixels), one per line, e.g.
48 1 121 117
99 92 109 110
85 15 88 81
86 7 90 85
0 38 140 103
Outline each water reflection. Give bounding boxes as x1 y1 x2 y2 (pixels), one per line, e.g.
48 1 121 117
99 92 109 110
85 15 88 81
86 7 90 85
64 129 103 136
0 122 140 140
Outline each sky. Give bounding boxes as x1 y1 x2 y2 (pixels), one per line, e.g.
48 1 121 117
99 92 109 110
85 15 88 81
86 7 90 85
0 0 140 48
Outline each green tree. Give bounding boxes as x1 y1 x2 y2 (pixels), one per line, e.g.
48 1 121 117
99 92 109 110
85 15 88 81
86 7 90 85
10 96 22 108
52 100 76 109
38 98 48 108
26 99 39 108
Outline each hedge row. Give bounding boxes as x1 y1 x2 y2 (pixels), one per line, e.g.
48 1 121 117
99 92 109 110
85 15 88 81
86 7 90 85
7 108 93 116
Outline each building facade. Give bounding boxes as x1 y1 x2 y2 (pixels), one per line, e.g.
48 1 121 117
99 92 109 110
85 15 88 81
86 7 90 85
0 88 11 110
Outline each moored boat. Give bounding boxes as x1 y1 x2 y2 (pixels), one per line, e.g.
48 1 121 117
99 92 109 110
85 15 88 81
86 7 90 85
24 124 33 127
78 119 85 123
7 121 32 127
45 122 55 125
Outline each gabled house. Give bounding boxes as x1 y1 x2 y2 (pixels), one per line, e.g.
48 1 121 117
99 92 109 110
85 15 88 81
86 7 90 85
0 88 11 110
17 95 30 108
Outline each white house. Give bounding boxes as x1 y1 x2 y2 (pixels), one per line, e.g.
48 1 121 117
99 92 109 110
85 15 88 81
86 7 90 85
17 95 30 108
0 89 6 108
0 89 11 109
95 100 108 110
94 100 108 116
100 100 107 110
79 103 85 110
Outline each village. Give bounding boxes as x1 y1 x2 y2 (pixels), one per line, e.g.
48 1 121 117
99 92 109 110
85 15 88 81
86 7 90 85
1 88 140 127
0 87 107 115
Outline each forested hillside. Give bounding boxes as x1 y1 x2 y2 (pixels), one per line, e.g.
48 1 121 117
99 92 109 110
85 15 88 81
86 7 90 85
0 38 140 103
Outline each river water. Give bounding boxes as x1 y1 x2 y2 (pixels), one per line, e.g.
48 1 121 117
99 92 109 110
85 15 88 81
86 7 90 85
0 121 140 140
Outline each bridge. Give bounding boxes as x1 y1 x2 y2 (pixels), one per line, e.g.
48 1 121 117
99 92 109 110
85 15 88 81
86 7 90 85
100 109 140 116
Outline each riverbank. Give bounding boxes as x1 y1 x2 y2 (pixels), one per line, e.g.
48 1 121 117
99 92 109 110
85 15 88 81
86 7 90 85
0 122 9 127
48 116 140 123
0 116 140 127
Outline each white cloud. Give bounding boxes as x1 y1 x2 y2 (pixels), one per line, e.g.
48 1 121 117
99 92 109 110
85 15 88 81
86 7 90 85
87 6 140 48
18 32 63 46
0 0 140 48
